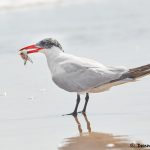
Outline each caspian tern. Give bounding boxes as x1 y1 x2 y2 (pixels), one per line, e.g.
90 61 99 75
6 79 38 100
19 38 150 116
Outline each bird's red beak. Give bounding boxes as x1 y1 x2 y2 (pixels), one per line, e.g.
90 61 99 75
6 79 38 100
19 44 43 54
19 44 44 65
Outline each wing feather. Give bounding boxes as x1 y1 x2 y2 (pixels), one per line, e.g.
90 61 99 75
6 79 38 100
52 54 128 92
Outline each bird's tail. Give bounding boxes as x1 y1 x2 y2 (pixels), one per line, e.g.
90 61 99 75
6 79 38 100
128 64 150 79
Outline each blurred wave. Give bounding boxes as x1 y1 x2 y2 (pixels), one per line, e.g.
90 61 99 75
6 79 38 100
0 0 99 11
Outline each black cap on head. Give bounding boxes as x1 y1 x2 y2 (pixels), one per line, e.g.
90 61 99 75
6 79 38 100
36 38 63 51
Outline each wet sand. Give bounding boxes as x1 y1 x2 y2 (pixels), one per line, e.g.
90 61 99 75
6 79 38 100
59 114 150 150
59 132 149 150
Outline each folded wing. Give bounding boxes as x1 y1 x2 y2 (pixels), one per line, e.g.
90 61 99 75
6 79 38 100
53 54 128 92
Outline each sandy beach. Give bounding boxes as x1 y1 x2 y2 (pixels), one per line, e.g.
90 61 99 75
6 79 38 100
59 132 150 150
0 0 150 150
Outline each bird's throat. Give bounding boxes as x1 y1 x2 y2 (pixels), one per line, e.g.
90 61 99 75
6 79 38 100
44 47 63 74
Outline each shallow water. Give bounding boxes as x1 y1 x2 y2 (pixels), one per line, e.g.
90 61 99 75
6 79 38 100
0 1 150 150
59 114 150 150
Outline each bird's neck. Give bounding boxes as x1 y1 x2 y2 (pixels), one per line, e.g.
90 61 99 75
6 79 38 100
43 47 63 74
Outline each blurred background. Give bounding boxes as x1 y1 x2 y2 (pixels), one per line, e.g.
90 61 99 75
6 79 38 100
0 0 150 150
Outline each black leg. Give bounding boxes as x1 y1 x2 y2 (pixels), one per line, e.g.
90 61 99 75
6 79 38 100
73 94 80 115
63 94 80 116
82 93 89 113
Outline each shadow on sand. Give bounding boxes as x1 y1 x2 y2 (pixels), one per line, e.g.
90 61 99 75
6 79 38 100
58 113 150 150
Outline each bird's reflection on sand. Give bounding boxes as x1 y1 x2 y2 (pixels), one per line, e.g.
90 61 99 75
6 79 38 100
59 113 150 150
74 113 91 135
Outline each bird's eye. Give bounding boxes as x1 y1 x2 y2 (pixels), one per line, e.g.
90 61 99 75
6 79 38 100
36 41 45 48
40 41 45 46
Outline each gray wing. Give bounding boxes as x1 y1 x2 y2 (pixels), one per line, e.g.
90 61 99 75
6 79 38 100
53 55 128 92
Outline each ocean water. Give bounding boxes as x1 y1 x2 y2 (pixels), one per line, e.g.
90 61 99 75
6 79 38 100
0 0 59 8
0 1 150 150
0 0 99 10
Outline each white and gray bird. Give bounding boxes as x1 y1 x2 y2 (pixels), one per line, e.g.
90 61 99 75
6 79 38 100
19 38 150 116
